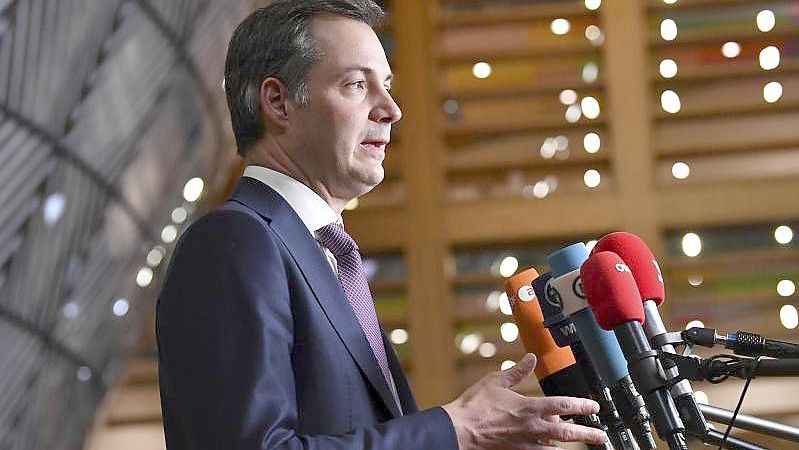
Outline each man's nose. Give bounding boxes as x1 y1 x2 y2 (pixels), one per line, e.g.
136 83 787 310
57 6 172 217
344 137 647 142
371 89 402 124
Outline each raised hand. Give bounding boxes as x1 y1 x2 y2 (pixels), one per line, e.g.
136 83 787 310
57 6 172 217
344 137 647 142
442 353 609 450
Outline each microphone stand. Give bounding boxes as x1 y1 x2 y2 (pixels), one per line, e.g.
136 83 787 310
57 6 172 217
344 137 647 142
654 352 799 447
699 404 799 444
699 428 768 450
658 353 799 381
650 331 799 449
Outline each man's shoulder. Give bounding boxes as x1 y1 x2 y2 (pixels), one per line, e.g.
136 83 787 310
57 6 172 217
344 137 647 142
178 200 274 247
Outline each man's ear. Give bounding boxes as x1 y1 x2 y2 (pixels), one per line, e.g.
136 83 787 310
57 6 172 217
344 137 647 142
259 77 292 130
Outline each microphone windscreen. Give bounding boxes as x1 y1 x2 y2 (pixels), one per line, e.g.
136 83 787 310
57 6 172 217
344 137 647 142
505 268 576 379
580 251 645 330
594 231 665 306
548 243 589 278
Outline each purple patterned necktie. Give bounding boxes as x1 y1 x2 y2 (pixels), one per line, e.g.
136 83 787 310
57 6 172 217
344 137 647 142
316 223 401 412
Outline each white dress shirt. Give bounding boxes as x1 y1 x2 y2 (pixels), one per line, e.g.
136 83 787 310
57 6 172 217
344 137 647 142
243 165 341 274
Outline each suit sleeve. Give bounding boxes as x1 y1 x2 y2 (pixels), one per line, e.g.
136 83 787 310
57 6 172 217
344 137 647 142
156 209 458 450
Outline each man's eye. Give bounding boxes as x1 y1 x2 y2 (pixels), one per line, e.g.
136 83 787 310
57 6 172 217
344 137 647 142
350 80 366 89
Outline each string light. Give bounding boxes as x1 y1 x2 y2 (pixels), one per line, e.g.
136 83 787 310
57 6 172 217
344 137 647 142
499 292 512 316
681 232 702 257
688 275 704 287
583 132 601 154
161 225 178 243
584 0 601 11
774 225 794 244
479 342 497 358
43 193 66 227
763 81 783 103
390 329 409 344
498 256 519 278
500 322 519 342
659 59 678 78
756 10 776 32
171 207 188 224
780 305 799 329
559 89 578 105
458 333 482 354
582 62 599 83
721 42 741 58
671 162 690 179
472 62 492 79
759 46 780 70
777 279 796 297
581 97 600 119
565 104 582 123
113 298 130 317
485 291 502 312
660 19 678 41
532 181 550 199
551 18 571 35
136 267 154 287
661 90 681 113
583 169 601 188
183 177 205 202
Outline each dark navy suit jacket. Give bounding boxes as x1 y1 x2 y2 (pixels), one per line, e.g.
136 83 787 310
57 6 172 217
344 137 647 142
156 177 458 449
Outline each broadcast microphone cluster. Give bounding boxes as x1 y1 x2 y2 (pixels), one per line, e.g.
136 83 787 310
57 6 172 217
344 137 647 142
506 231 797 449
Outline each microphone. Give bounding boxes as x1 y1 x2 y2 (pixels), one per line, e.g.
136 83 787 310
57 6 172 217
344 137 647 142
547 244 656 450
532 272 576 348
682 327 799 359
582 251 688 450
506 268 586 396
505 269 613 450
534 272 641 450
593 231 710 438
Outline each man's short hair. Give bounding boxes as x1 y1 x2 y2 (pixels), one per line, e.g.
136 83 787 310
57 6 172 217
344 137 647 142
224 0 385 156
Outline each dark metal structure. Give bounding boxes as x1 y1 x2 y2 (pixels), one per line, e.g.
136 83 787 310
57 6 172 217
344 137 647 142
0 0 250 448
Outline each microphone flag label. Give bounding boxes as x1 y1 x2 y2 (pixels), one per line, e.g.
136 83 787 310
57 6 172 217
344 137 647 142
615 263 632 273
572 276 585 299
545 283 563 311
517 285 536 303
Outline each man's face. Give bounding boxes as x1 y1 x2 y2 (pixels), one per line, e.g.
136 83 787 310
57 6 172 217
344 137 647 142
287 15 401 202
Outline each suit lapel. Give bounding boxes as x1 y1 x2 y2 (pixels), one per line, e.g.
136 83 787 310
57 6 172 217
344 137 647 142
383 332 417 414
230 178 401 418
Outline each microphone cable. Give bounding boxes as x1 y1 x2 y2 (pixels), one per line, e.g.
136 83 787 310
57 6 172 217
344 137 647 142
717 355 762 450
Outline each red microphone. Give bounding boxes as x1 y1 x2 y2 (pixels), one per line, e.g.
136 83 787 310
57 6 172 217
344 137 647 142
582 251 688 450
592 231 664 306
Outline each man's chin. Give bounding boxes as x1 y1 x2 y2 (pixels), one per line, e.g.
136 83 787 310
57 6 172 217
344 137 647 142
350 169 384 196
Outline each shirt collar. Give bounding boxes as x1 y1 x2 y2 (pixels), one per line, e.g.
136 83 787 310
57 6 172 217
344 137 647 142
242 165 341 235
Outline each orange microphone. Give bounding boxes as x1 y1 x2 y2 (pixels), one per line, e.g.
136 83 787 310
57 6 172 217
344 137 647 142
505 268 592 399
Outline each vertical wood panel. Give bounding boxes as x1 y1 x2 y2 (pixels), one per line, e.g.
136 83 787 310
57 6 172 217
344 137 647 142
390 0 456 407
601 0 663 254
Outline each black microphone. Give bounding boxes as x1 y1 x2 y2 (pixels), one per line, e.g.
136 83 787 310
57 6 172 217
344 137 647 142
582 252 688 450
533 272 640 450
592 231 711 440
683 327 799 359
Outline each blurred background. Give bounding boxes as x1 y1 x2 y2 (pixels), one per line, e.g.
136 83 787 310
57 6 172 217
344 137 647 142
0 0 797 449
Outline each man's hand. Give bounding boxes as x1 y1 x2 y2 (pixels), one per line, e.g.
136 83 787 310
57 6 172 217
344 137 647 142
442 353 608 450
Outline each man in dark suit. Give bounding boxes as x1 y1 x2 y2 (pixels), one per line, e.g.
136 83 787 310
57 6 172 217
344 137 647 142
156 1 609 449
